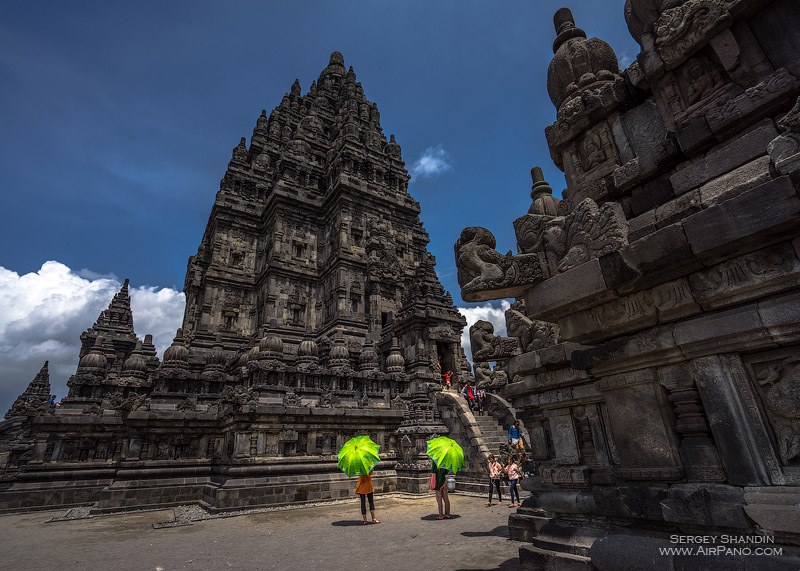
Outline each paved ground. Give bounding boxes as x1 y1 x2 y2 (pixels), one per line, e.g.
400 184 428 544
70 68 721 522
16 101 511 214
0 494 528 571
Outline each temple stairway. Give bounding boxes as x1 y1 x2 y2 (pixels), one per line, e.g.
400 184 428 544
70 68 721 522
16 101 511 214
473 412 509 458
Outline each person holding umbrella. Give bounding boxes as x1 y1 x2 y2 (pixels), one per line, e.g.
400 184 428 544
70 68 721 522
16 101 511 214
426 436 465 521
356 471 380 525
338 435 382 525
431 460 450 520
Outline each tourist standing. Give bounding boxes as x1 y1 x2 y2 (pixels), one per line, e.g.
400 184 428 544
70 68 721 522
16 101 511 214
355 470 380 524
506 456 521 507
486 454 504 506
508 420 523 457
443 370 452 389
432 460 451 520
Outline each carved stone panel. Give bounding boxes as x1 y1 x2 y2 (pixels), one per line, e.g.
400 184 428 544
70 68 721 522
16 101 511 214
514 198 628 278
597 370 682 480
743 348 800 471
548 411 580 465
654 0 734 70
688 242 800 310
562 122 620 195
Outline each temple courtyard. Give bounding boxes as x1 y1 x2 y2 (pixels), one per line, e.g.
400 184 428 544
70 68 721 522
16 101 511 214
0 494 527 570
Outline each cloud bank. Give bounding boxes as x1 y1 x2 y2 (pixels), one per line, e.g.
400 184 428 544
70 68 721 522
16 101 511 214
411 145 452 178
0 261 184 413
457 300 510 364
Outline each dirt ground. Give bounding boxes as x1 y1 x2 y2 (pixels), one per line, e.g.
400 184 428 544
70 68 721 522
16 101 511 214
0 495 527 571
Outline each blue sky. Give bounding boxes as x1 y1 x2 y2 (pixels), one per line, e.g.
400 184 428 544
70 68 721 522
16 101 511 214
0 1 639 408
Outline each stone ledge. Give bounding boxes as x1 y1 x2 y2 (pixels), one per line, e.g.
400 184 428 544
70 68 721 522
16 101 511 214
523 259 617 322
683 176 800 261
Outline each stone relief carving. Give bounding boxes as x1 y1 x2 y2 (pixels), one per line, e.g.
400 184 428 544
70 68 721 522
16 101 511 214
654 0 733 68
768 97 800 175
220 385 259 410
454 227 543 301
514 198 628 277
505 300 560 352
753 357 800 465
469 320 520 362
283 390 301 407
474 362 493 389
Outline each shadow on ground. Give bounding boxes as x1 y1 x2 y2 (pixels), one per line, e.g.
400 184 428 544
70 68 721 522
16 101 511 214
461 525 508 538
419 514 462 521
331 520 373 526
454 557 520 570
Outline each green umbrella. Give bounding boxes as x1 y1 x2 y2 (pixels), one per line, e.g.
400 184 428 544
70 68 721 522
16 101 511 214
426 436 465 474
338 435 381 477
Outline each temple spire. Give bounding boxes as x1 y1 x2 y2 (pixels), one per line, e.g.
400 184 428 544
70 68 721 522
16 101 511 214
92 279 134 333
5 361 52 419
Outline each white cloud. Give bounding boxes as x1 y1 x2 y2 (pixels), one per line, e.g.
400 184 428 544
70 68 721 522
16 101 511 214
619 51 635 68
457 300 511 364
411 145 452 178
0 261 184 413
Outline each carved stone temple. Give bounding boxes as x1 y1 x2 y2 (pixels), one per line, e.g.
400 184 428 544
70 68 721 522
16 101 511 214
0 52 475 512
456 1 800 569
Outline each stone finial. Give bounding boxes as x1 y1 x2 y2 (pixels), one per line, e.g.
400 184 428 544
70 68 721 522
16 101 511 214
529 167 560 216
78 337 108 374
231 137 248 164
329 51 345 68
291 79 301 97
547 7 621 109
385 134 402 159
552 7 586 52
122 341 148 377
163 328 190 364
386 338 405 373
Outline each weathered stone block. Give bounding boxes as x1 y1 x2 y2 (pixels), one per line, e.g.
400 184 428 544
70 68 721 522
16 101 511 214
698 155 772 207
661 484 749 528
750 0 800 78
627 210 657 242
548 413 580 465
670 119 779 194
675 115 716 156
524 259 617 321
606 223 700 294
683 176 800 260
630 176 674 217
654 189 701 228
674 304 773 357
758 290 800 345
693 355 784 486
596 371 681 475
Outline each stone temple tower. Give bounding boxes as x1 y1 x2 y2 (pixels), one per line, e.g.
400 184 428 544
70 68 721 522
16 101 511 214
183 52 466 381
0 52 472 513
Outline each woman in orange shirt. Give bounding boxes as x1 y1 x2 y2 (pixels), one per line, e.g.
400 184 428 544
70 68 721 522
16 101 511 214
356 470 380 525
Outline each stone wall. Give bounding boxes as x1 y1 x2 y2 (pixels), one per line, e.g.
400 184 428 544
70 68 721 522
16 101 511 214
455 2 800 569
